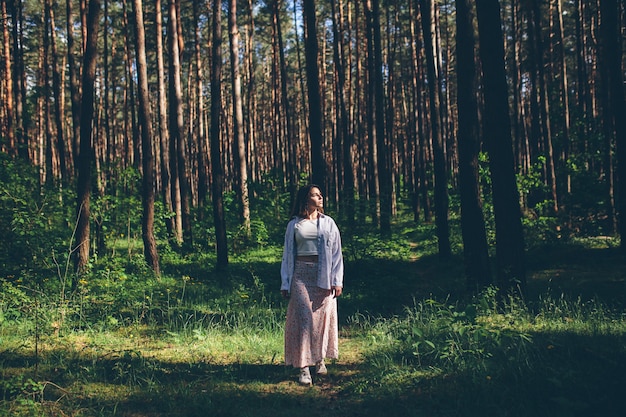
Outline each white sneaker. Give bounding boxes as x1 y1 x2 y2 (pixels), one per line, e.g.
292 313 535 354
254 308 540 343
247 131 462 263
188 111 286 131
298 367 312 385
315 360 327 375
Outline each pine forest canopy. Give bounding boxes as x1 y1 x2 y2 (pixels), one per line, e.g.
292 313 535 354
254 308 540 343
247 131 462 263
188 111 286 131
0 0 625 292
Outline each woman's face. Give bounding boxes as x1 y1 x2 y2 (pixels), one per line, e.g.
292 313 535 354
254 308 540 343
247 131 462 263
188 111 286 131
307 187 324 212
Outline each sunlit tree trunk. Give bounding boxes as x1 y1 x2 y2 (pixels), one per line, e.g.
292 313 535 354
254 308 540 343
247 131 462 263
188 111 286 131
154 0 175 241
168 0 191 247
131 0 160 275
244 0 258 185
1 0 15 156
193 0 208 217
229 0 251 238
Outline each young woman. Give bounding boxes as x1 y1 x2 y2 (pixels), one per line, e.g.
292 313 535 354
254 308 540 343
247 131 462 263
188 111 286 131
280 184 344 385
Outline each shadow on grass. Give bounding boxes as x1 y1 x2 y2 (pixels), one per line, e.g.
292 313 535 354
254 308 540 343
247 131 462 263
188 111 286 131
3 243 626 416
0 349 398 417
3 328 625 417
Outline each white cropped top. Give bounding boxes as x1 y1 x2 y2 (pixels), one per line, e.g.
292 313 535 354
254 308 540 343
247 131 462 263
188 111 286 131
294 219 318 256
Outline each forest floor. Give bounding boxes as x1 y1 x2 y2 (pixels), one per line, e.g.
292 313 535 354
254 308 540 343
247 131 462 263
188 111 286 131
2 238 626 417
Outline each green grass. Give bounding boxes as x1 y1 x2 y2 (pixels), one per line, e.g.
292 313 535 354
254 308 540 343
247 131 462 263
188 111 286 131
2 222 626 416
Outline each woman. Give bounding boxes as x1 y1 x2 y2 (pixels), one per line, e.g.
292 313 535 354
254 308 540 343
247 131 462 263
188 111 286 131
280 184 344 385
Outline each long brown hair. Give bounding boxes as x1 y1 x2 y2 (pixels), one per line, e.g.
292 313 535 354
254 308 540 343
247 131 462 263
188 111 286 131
289 184 324 218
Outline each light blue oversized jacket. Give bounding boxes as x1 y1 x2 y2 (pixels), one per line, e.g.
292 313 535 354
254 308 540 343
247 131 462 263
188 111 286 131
280 213 344 292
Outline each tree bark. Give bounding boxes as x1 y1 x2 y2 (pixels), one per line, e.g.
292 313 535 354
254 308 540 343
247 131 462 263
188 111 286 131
455 0 492 289
47 0 68 183
66 0 81 177
331 0 355 225
74 0 100 279
475 0 526 295
527 0 558 213
154 0 176 241
371 0 392 236
194 0 208 214
302 0 326 187
131 0 160 275
1 0 15 156
9 0 28 159
229 0 251 237
598 0 626 252
168 0 191 247
419 0 450 256
210 0 229 269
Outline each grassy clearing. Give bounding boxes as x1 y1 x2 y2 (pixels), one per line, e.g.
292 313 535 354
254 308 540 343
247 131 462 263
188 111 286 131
2 225 626 416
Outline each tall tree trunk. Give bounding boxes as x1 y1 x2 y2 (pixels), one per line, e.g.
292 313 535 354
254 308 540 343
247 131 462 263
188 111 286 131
194 0 208 214
575 0 591 154
66 0 81 176
554 0 571 195
42 1 54 186
74 0 100 280
210 0 229 269
456 0 492 289
1 0 15 156
408 1 423 222
595 2 617 234
229 0 251 238
47 0 68 183
363 1 381 226
274 0 295 189
599 0 626 252
9 0 28 159
132 0 160 275
331 0 355 225
527 0 558 213
168 0 191 247
302 0 326 187
475 0 526 295
245 0 258 185
419 0 451 256
154 0 175 241
370 0 392 236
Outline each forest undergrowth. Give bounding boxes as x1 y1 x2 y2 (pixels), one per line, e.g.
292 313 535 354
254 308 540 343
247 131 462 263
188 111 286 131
1 222 626 417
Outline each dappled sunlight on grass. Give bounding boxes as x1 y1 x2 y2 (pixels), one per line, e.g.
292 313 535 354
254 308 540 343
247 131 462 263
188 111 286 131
3 224 626 416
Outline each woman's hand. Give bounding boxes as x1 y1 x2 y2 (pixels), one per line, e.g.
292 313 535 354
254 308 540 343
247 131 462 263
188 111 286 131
281 290 289 298
333 286 343 298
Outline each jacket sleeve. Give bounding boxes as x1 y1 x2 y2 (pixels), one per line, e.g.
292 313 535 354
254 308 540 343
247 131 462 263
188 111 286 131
330 220 344 288
280 220 294 291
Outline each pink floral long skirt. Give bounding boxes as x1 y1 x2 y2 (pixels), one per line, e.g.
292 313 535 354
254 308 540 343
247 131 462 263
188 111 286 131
284 260 338 368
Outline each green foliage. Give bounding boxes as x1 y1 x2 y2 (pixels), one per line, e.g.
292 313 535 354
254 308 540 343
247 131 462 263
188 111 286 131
349 287 626 416
0 279 32 324
0 375 45 412
2 148 626 416
363 288 534 374
0 154 74 277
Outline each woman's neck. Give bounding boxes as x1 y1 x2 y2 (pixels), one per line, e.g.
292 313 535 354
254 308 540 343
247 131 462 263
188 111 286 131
304 209 319 220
